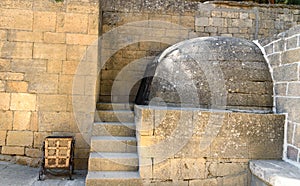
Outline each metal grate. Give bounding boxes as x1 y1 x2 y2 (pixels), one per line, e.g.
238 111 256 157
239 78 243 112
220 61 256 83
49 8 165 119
38 136 75 180
44 137 73 168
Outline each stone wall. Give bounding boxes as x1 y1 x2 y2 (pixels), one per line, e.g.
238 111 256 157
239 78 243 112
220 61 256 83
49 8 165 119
135 105 285 185
259 25 300 166
0 0 99 169
99 0 300 103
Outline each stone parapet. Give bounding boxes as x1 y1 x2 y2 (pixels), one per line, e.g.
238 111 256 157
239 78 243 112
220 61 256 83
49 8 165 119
135 105 285 185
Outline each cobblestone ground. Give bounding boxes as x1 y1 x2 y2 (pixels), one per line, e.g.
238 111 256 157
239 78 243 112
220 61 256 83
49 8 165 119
0 161 86 186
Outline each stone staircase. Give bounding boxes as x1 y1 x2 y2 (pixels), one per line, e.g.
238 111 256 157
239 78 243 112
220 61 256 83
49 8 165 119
86 103 142 186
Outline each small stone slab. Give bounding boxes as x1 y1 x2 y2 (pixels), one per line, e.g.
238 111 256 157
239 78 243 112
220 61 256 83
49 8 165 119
250 160 300 186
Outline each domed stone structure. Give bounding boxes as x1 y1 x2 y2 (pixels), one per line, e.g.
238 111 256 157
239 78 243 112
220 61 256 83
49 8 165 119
136 37 273 112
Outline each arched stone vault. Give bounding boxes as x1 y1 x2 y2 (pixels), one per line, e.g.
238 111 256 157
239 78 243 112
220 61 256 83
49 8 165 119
137 36 274 113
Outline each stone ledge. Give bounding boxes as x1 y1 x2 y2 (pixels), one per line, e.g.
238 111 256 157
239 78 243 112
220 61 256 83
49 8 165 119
250 160 300 186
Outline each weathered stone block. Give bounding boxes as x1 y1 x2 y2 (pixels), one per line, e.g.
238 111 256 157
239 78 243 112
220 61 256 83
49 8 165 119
88 15 99 35
67 1 99 14
222 172 249 186
7 131 33 147
135 107 154 136
0 131 6 146
0 9 33 30
171 158 206 180
13 111 31 131
33 11 56 31
208 162 247 177
11 59 47 73
287 122 294 145
273 39 284 53
33 132 51 148
38 112 75 132
26 74 58 94
195 17 209 27
0 42 33 59
276 97 300 123
287 82 300 96
8 31 43 42
33 43 66 60
267 53 281 67
25 148 42 158
0 59 10 72
74 133 89 149
37 94 68 112
174 138 210 158
209 17 224 27
139 158 152 179
30 112 38 132
0 111 13 130
57 13 88 33
189 178 219 186
62 61 79 75
0 30 6 41
286 36 298 50
58 75 73 94
10 93 36 111
74 148 90 158
66 45 87 61
145 180 189 186
0 80 4 91
72 95 95 113
15 156 39 167
1 146 24 155
6 81 28 93
44 32 66 44
264 44 273 55
66 34 97 45
0 72 24 81
287 146 298 161
74 158 88 170
273 64 299 82
294 125 300 147
0 92 10 110
282 48 300 64
274 83 287 96
0 0 33 10
153 159 172 180
47 60 62 73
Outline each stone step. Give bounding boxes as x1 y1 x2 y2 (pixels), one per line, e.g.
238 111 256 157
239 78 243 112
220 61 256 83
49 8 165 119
88 152 138 171
94 110 134 123
96 103 134 111
86 171 141 186
91 136 137 153
92 122 136 137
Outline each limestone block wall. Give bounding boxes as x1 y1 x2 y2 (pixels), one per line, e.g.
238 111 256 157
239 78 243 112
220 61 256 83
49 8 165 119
99 0 300 103
259 25 300 166
0 0 99 169
135 105 285 185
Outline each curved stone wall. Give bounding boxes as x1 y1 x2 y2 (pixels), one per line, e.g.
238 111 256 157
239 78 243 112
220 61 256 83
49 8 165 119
259 25 300 166
147 36 273 112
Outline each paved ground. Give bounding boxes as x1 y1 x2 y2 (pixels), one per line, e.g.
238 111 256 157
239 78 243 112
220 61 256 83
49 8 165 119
0 161 86 186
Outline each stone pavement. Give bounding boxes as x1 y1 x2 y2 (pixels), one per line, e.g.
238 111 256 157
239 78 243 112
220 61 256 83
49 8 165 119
0 161 86 186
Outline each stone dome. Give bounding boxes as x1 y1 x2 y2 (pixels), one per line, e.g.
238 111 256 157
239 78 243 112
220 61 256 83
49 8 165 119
136 37 273 113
